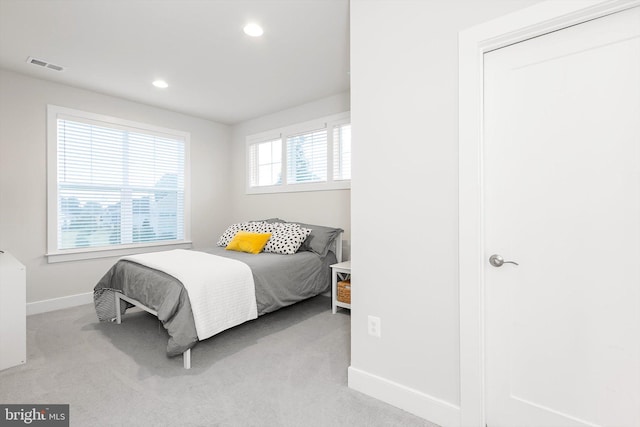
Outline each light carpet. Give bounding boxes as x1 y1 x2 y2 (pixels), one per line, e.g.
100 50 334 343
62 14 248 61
0 296 438 427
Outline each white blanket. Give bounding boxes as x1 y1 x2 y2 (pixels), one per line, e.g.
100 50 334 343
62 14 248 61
121 249 257 340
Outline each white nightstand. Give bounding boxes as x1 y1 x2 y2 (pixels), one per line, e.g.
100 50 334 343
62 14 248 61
330 261 351 313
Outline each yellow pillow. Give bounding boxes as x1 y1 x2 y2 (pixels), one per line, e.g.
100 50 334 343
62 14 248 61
225 231 272 254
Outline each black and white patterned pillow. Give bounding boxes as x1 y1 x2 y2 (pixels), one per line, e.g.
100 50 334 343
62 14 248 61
217 221 275 247
263 223 311 255
217 222 248 247
245 221 275 234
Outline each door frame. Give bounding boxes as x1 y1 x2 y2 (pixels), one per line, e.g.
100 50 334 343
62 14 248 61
458 1 639 425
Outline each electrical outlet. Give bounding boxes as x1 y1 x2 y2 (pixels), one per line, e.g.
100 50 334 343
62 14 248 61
368 315 381 338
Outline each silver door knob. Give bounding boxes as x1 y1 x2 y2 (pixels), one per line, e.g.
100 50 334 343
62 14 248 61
489 254 519 267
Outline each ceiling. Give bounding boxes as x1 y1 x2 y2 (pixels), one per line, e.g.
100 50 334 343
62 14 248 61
0 0 350 124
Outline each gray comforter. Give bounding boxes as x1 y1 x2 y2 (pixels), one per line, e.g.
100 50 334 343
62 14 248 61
94 247 336 356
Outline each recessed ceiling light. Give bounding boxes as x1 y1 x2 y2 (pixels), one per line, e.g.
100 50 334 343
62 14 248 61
152 80 168 89
243 23 264 37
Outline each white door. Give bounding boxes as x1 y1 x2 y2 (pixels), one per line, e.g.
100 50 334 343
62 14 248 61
483 6 640 427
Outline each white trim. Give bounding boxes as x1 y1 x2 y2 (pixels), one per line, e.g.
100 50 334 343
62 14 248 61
458 1 639 425
46 241 192 263
49 105 191 139
46 104 192 263
246 112 350 144
246 180 350 194
348 367 460 427
27 291 93 315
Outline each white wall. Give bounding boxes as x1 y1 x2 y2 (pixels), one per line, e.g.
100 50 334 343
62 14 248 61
229 92 351 256
0 70 232 305
348 1 542 426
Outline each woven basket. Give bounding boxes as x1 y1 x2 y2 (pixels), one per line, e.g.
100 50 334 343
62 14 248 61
337 280 351 304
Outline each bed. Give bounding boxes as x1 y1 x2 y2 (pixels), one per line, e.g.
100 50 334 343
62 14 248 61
93 220 343 369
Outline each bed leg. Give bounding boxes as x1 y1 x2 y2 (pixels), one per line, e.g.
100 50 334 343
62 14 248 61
115 292 122 324
183 348 191 369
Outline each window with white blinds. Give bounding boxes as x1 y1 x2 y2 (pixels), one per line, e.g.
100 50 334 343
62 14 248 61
47 105 190 262
333 123 351 181
287 129 327 184
246 112 350 194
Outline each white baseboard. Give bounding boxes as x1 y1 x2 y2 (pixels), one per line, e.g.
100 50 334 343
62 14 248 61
27 292 93 316
348 366 461 427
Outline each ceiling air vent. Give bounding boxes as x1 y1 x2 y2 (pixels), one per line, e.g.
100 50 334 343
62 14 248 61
26 56 65 72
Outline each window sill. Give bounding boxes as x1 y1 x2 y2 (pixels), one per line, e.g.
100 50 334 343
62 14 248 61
246 180 350 195
46 241 193 263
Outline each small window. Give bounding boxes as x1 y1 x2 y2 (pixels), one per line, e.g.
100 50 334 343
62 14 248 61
246 112 350 194
47 105 191 262
249 138 282 187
